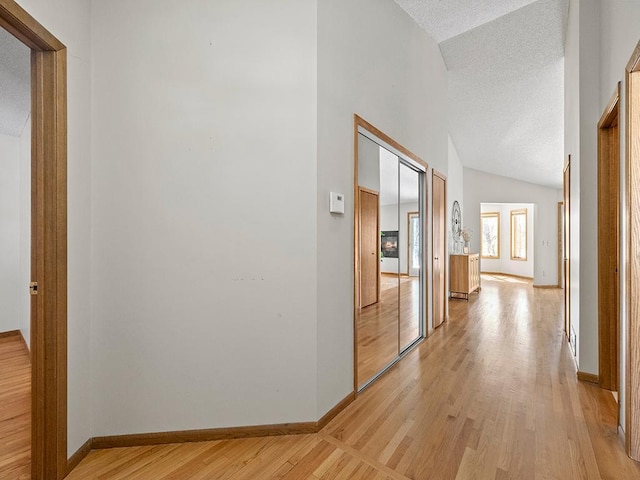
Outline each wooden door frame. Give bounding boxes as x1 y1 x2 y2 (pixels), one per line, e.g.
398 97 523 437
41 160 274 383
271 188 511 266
598 84 621 392
625 39 640 461
557 202 563 288
353 114 428 393
0 2 68 479
431 170 447 330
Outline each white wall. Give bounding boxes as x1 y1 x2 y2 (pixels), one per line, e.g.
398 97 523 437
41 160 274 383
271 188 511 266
317 0 449 414
0 134 21 333
91 0 318 436
447 136 464 253
463 168 560 287
578 0 601 377
18 0 96 456
564 0 581 362
600 1 640 111
480 203 535 278
19 119 30 347
599 0 640 432
447 136 464 320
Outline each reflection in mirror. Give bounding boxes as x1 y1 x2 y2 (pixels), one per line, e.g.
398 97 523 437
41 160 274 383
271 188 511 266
356 133 399 388
399 162 421 351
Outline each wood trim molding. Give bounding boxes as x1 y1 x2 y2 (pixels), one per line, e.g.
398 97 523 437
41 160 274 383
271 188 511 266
353 115 360 392
67 438 92 473
533 284 562 289
481 272 534 281
599 83 621 128
354 115 428 169
557 202 563 288
317 392 356 429
577 371 599 385
626 39 640 461
0 329 21 339
598 82 621 393
0 2 69 479
91 392 356 451
0 0 64 50
93 422 319 450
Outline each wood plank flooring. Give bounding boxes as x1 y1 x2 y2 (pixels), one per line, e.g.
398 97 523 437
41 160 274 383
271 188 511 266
357 275 420 387
30 276 640 478
0 332 30 480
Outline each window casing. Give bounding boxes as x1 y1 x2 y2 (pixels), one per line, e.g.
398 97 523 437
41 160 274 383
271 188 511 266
510 209 527 261
481 212 500 259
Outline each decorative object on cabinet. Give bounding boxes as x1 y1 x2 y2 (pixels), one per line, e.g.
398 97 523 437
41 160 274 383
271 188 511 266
450 253 480 300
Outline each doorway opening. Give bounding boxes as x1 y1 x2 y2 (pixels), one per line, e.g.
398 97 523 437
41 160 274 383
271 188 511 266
0 1 68 478
0 23 31 479
597 83 620 393
353 115 428 392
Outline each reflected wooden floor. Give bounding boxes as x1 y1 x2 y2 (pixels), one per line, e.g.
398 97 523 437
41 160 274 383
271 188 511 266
66 275 640 479
357 275 419 387
0 332 30 480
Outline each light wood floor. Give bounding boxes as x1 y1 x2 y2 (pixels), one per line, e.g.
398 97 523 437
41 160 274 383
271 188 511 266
357 275 420 387
0 332 30 480
22 276 640 478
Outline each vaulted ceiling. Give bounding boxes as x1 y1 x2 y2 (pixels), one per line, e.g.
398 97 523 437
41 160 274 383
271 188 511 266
395 0 568 189
0 27 30 137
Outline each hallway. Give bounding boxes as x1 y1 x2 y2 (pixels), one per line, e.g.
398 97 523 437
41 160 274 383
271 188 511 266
65 275 640 479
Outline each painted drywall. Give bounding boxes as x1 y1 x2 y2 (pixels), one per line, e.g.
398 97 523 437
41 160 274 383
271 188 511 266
19 119 30 347
446 137 464 319
317 0 448 415
447 136 463 253
480 203 535 278
91 0 318 436
599 0 640 432
564 0 581 365
463 168 560 287
0 133 21 333
577 0 600 378
17 0 101 456
600 1 640 112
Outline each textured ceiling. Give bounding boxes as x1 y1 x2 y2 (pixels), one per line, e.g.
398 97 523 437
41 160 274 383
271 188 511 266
0 28 30 137
396 0 568 189
394 0 540 43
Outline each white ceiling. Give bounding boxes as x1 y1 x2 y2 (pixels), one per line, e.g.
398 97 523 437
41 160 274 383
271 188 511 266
396 0 568 189
0 28 30 137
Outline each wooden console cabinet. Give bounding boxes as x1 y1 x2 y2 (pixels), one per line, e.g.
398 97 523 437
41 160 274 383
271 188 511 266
450 253 480 300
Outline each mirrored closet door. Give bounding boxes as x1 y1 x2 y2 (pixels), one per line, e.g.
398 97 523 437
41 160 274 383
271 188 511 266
355 122 426 391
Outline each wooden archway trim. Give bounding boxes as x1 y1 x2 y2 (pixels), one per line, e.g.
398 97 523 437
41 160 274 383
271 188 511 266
0 1 68 479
